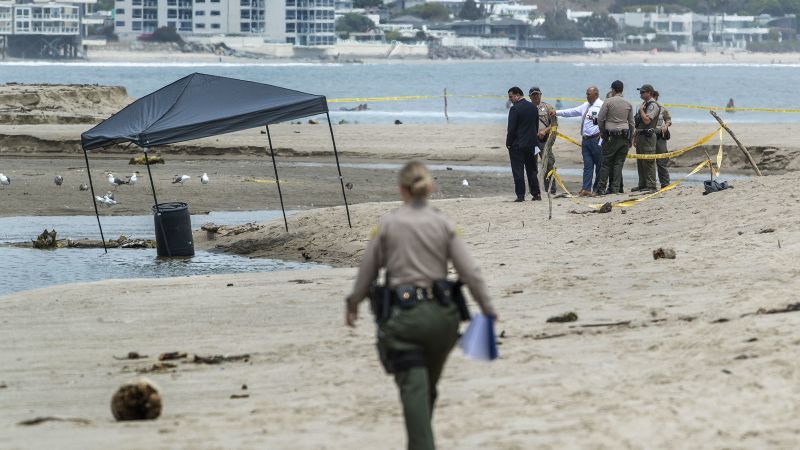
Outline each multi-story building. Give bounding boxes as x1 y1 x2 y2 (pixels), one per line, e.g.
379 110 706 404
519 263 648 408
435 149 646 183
113 0 266 35
271 0 335 45
0 1 91 58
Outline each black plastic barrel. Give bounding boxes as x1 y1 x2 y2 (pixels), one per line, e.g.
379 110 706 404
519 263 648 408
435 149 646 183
153 202 194 257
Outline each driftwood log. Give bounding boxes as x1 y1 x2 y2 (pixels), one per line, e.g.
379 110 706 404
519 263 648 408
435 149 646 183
710 110 763 176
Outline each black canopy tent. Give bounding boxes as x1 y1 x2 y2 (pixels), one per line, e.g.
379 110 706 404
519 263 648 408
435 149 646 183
81 73 352 254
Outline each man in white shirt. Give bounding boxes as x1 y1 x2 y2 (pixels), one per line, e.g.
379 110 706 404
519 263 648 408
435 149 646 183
555 86 604 196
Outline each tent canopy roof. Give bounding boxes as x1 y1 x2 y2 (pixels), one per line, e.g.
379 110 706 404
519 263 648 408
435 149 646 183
81 73 328 151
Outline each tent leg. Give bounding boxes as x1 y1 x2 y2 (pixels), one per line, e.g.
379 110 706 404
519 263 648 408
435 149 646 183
266 125 289 232
145 150 171 257
325 112 352 228
82 149 107 253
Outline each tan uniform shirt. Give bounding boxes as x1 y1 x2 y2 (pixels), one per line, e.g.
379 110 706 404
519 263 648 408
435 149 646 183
656 102 671 128
348 202 494 315
636 100 660 130
536 102 557 131
597 94 634 135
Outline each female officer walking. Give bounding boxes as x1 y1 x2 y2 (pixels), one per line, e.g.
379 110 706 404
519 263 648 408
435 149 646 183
345 161 496 450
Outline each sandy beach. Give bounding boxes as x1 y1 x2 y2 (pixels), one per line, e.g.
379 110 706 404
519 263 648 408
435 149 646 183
3 169 800 448
2 82 800 448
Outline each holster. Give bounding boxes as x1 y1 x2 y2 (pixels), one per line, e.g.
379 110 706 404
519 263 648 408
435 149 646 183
432 279 470 321
369 281 392 323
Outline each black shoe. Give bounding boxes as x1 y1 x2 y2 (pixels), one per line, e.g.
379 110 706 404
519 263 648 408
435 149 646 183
532 195 542 201
514 198 525 202
631 186 643 192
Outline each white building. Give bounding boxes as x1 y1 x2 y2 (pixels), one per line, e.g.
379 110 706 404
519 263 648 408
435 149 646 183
611 11 695 47
113 0 266 35
702 14 769 48
265 0 335 45
485 2 536 24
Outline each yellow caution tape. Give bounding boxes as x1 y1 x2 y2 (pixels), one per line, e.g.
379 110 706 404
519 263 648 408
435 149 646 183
555 131 582 148
328 95 440 103
663 103 800 114
604 160 711 208
716 128 724 174
627 126 722 160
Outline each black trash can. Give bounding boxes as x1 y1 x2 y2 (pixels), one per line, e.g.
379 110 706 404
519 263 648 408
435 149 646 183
153 202 194 257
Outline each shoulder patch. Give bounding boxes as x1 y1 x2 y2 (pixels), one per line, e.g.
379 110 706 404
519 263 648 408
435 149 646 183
369 225 379 240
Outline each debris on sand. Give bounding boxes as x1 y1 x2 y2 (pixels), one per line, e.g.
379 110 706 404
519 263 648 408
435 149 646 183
546 312 578 323
136 362 177 374
32 229 57 249
111 379 162 421
230 394 250 399
129 154 165 165
158 351 187 361
18 416 91 426
652 247 676 260
114 351 147 360
193 354 250 365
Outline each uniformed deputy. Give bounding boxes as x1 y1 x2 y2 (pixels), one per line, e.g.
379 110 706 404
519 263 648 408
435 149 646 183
529 86 558 195
345 161 496 450
633 84 661 192
596 80 634 195
652 90 672 189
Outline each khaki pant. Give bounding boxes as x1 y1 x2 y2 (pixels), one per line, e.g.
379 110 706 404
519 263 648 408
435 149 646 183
379 300 460 450
656 137 671 188
635 132 657 190
596 135 629 194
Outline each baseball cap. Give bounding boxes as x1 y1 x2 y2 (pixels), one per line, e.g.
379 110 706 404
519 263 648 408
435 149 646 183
528 86 542 95
637 84 655 93
611 80 624 92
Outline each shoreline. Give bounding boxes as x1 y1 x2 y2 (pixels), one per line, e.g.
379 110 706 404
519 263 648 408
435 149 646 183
1 49 799 66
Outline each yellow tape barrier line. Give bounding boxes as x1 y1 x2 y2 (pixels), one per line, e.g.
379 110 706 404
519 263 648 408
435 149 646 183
663 103 800 114
627 126 722 160
328 95 440 103
606 160 711 208
555 131 582 148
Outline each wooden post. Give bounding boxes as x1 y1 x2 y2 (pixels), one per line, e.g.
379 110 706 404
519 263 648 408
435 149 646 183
709 110 762 176
443 88 449 123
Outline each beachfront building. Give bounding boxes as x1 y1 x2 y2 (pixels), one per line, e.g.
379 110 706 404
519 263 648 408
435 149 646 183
611 11 696 49
263 0 335 45
484 2 536 24
698 14 769 48
113 0 267 36
0 0 93 58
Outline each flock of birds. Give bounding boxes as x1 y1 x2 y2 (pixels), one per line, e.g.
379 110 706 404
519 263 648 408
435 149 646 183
0 171 211 208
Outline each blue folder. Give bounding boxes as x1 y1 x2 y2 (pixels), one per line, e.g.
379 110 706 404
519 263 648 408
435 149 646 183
459 314 499 361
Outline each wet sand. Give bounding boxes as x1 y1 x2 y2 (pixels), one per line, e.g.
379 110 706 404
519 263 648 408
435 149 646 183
0 122 789 217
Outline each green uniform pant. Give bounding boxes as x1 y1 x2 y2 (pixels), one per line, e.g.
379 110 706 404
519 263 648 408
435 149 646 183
596 135 629 194
656 137 671 188
635 132 657 190
379 301 460 450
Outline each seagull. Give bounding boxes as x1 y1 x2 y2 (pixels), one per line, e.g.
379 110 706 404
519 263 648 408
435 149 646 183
173 174 190 185
79 183 89 191
95 193 117 207
345 182 353 190
462 179 469 187
126 172 138 186
105 191 115 201
108 173 128 189
0 173 10 187
200 173 209 185
54 175 63 186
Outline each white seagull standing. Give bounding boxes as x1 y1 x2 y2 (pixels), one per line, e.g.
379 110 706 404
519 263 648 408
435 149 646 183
54 175 63 186
462 179 469 187
0 173 10 188
126 172 138 186
95 192 117 207
108 173 129 189
173 174 190 185
200 173 209 185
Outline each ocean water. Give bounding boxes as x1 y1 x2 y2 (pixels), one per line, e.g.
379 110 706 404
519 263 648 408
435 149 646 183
0 210 326 296
0 60 797 124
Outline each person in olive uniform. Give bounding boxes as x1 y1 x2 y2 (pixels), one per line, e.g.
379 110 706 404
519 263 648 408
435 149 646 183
529 86 558 195
633 84 661 192
346 161 496 450
652 90 672 188
596 80 634 195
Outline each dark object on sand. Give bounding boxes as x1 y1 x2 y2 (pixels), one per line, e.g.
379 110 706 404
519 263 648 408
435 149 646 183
756 303 800 315
653 248 676 260
111 379 162 421
598 202 612 213
193 354 250 365
18 416 91 426
703 180 733 195
546 312 578 323
394 119 402 125
32 229 57 249
158 351 187 361
129 155 165 165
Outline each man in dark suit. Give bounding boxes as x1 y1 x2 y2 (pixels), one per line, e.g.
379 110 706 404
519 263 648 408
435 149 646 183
506 86 541 201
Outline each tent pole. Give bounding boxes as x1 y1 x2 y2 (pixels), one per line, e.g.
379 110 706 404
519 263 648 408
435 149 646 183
82 148 107 253
144 149 172 258
265 125 289 232
325 112 352 228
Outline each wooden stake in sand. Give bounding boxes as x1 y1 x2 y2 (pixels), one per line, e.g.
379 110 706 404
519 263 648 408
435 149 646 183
709 110 762 176
443 88 449 123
